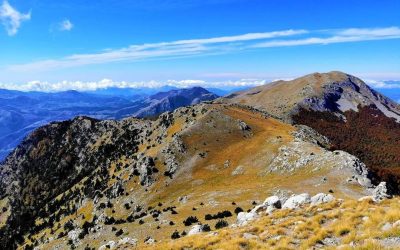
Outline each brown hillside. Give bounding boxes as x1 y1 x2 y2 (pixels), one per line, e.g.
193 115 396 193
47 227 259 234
0 103 372 249
293 105 400 192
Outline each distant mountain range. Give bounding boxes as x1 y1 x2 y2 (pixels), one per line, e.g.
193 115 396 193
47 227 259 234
0 87 219 161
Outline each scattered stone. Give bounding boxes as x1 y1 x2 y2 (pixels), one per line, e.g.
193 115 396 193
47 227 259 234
380 237 400 247
224 160 230 168
372 182 391 202
99 241 117 250
238 120 251 131
236 211 258 226
243 232 259 240
144 237 156 245
321 236 341 246
178 196 189 204
187 224 211 235
251 195 281 214
381 222 392 231
117 237 138 247
67 228 82 245
282 193 311 209
310 193 334 205
231 166 245 176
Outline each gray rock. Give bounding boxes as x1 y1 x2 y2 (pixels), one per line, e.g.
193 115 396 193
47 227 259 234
382 222 392 231
188 224 210 235
118 237 138 247
178 195 189 204
136 156 157 187
251 195 281 214
380 237 400 247
99 241 117 250
67 228 82 245
282 193 311 209
145 237 156 245
321 236 341 246
231 166 245 176
188 225 203 235
372 182 391 202
238 120 251 131
236 211 258 226
292 125 331 148
243 232 259 240
310 193 334 206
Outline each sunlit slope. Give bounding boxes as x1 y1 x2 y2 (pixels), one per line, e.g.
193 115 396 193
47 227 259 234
4 103 372 249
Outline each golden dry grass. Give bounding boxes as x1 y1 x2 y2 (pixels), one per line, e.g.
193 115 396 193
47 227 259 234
142 198 400 250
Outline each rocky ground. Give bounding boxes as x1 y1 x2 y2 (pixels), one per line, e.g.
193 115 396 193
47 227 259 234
0 103 380 250
1 72 399 250
145 186 400 250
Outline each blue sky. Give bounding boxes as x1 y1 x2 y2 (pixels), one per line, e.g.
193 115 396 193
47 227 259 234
0 0 399 91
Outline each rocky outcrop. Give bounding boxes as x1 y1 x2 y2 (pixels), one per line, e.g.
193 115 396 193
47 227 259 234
251 196 282 214
269 140 373 190
359 182 392 202
136 156 158 187
188 224 210 235
236 193 335 226
372 182 392 202
292 125 331 148
310 193 335 206
282 193 311 209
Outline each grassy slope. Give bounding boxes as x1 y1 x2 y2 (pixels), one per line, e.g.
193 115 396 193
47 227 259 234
145 198 400 250
18 104 371 249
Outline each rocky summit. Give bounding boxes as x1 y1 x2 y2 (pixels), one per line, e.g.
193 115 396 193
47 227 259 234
0 72 399 250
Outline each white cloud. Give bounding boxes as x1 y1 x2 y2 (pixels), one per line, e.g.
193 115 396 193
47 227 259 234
59 19 73 31
6 29 308 71
1 76 398 93
336 27 400 37
6 27 400 72
365 80 400 89
253 27 400 48
0 78 268 92
0 0 30 36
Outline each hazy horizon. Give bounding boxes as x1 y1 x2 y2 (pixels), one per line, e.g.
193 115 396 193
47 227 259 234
0 0 399 90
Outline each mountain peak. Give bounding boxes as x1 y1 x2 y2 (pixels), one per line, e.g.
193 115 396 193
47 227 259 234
223 71 400 121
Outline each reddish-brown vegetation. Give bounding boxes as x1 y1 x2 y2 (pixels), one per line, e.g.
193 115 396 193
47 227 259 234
293 105 400 192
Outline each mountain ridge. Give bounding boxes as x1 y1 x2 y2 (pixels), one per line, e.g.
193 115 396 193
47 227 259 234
0 72 399 249
0 86 218 162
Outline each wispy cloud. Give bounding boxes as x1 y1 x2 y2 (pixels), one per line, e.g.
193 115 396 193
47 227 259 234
0 78 268 92
59 19 73 31
0 0 30 36
253 27 400 48
8 29 306 71
6 27 400 71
